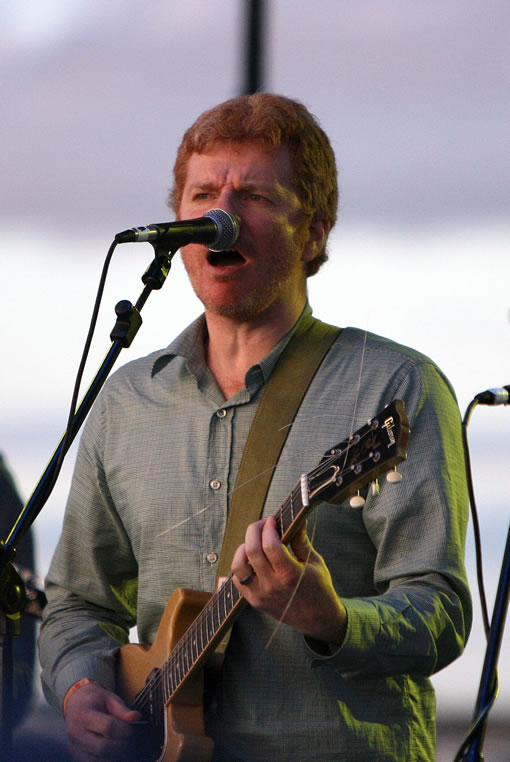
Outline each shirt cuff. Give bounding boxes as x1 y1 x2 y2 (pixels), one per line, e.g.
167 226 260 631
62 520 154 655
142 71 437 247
304 597 381 675
53 655 117 714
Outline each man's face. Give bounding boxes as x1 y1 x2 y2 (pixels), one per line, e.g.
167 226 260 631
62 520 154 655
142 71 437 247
178 142 324 321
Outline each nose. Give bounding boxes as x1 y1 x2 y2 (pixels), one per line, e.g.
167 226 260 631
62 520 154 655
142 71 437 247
214 187 239 217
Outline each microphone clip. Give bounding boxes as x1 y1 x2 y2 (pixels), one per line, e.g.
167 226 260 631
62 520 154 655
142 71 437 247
475 387 510 406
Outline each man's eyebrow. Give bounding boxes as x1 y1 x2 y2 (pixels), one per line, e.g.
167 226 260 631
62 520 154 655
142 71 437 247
187 181 218 191
186 180 285 198
188 179 278 190
241 182 276 192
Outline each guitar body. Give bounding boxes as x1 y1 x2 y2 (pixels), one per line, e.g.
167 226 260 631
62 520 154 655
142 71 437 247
118 587 214 762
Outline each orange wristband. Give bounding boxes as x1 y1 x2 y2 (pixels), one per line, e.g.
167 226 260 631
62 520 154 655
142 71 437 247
63 678 100 715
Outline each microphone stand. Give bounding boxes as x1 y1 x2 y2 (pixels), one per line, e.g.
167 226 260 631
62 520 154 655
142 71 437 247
459 524 510 761
0 244 176 759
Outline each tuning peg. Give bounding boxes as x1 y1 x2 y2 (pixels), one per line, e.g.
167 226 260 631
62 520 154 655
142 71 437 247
350 492 365 508
370 479 380 496
386 467 403 483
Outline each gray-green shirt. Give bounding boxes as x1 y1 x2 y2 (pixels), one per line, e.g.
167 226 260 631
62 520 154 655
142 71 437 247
39 307 471 761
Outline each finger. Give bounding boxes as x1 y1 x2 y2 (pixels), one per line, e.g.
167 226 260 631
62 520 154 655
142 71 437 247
258 516 295 571
105 694 141 726
231 543 254 583
81 709 135 743
238 569 256 586
244 519 277 577
216 575 229 590
73 728 134 760
289 521 322 565
231 542 248 571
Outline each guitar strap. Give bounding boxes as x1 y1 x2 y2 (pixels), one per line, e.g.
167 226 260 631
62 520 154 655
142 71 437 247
215 315 341 583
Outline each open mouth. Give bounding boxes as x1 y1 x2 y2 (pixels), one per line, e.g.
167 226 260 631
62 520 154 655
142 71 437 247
207 250 246 267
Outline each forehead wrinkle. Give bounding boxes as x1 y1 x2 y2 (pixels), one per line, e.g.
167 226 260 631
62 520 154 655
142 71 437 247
183 145 303 208
188 171 298 203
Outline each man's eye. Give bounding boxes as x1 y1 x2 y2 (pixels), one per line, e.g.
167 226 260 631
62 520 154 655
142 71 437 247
194 193 210 200
247 193 263 202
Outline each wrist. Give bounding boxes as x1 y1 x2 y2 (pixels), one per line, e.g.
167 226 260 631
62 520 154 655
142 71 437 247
63 678 102 715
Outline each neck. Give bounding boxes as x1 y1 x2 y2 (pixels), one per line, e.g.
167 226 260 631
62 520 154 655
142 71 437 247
204 298 307 400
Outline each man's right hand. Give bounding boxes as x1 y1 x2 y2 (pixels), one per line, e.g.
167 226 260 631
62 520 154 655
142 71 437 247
64 681 141 761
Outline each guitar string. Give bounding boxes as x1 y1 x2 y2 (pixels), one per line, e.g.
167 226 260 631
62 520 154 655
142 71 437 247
131 421 385 714
152 464 281 541
262 509 319 652
261 329 368 650
155 505 210 538
150 404 364 542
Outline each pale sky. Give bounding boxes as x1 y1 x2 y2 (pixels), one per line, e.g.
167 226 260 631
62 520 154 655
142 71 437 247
1 0 509 725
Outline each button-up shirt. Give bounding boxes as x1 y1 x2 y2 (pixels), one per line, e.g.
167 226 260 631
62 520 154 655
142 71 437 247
39 306 471 761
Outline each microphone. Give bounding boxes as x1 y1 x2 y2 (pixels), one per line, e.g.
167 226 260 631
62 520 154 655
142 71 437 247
475 386 510 405
115 208 240 252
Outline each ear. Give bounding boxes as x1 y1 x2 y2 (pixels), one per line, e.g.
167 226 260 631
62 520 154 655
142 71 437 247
301 217 330 264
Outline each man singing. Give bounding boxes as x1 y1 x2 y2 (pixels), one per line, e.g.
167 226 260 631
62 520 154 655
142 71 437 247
39 93 471 761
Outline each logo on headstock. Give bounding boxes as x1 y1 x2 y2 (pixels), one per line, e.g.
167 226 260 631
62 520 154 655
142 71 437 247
382 416 396 446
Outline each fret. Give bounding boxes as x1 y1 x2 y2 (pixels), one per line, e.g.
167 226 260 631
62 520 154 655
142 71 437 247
204 606 213 642
190 623 199 661
153 679 163 726
214 593 222 629
198 611 206 654
184 642 191 676
169 660 176 697
210 597 218 633
220 581 228 621
177 648 185 687
162 664 168 703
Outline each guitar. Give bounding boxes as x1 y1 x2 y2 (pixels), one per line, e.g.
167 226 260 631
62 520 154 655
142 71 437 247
118 399 409 761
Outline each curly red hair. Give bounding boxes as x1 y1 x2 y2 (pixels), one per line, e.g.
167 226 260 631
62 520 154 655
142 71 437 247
168 93 338 276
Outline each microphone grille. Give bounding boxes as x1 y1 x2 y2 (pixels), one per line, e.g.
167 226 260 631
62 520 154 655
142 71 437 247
204 208 240 251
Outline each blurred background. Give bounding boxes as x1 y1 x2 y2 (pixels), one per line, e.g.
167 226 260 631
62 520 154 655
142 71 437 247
1 1 509 759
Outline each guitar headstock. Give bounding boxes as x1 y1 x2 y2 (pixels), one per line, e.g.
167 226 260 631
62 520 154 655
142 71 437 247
308 399 410 506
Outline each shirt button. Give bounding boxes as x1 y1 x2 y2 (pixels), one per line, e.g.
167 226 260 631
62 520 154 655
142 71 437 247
206 552 218 565
216 408 227 418
209 479 221 490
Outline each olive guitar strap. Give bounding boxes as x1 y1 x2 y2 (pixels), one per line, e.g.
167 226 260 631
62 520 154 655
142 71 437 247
216 316 341 583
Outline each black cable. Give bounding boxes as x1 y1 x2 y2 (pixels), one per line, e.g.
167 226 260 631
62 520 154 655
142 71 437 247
462 399 490 636
38 239 118 505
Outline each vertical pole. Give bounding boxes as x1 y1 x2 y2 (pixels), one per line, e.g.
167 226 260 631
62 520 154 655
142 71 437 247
462 526 510 761
0 610 14 760
243 0 266 94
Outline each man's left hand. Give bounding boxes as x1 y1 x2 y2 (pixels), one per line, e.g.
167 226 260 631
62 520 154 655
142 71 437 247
231 516 347 647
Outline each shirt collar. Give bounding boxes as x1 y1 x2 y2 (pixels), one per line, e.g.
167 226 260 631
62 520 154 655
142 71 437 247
151 303 314 391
